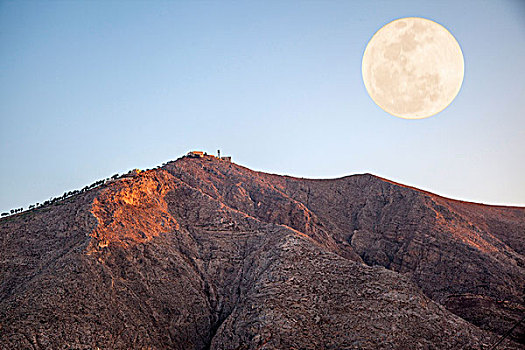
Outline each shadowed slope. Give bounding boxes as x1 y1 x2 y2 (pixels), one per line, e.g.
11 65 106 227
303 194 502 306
165 157 525 344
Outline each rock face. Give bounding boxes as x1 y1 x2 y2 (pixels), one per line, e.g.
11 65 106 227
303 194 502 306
1 156 523 349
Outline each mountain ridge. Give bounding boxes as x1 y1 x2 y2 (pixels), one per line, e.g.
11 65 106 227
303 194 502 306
1 155 523 349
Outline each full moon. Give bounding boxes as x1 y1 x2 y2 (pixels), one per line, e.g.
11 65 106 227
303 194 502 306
362 17 464 119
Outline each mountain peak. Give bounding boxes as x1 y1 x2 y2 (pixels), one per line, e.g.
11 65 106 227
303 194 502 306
1 157 524 349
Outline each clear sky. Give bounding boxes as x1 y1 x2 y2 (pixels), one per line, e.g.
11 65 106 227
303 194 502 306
1 0 524 213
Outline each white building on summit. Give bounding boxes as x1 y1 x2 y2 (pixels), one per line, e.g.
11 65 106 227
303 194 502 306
187 151 205 158
187 150 231 162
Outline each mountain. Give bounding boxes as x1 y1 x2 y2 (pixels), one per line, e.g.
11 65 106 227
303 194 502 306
1 155 523 349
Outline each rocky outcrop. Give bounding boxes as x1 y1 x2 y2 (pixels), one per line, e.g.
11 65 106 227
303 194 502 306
89 170 179 248
0 155 523 349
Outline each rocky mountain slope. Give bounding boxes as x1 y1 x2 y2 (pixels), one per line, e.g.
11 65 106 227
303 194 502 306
1 155 523 349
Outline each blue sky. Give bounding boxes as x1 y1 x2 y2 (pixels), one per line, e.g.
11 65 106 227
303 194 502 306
1 0 524 213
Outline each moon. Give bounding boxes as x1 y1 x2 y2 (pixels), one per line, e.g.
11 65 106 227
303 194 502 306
362 17 464 119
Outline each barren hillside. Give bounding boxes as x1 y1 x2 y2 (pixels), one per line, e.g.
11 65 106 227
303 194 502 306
1 155 523 349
